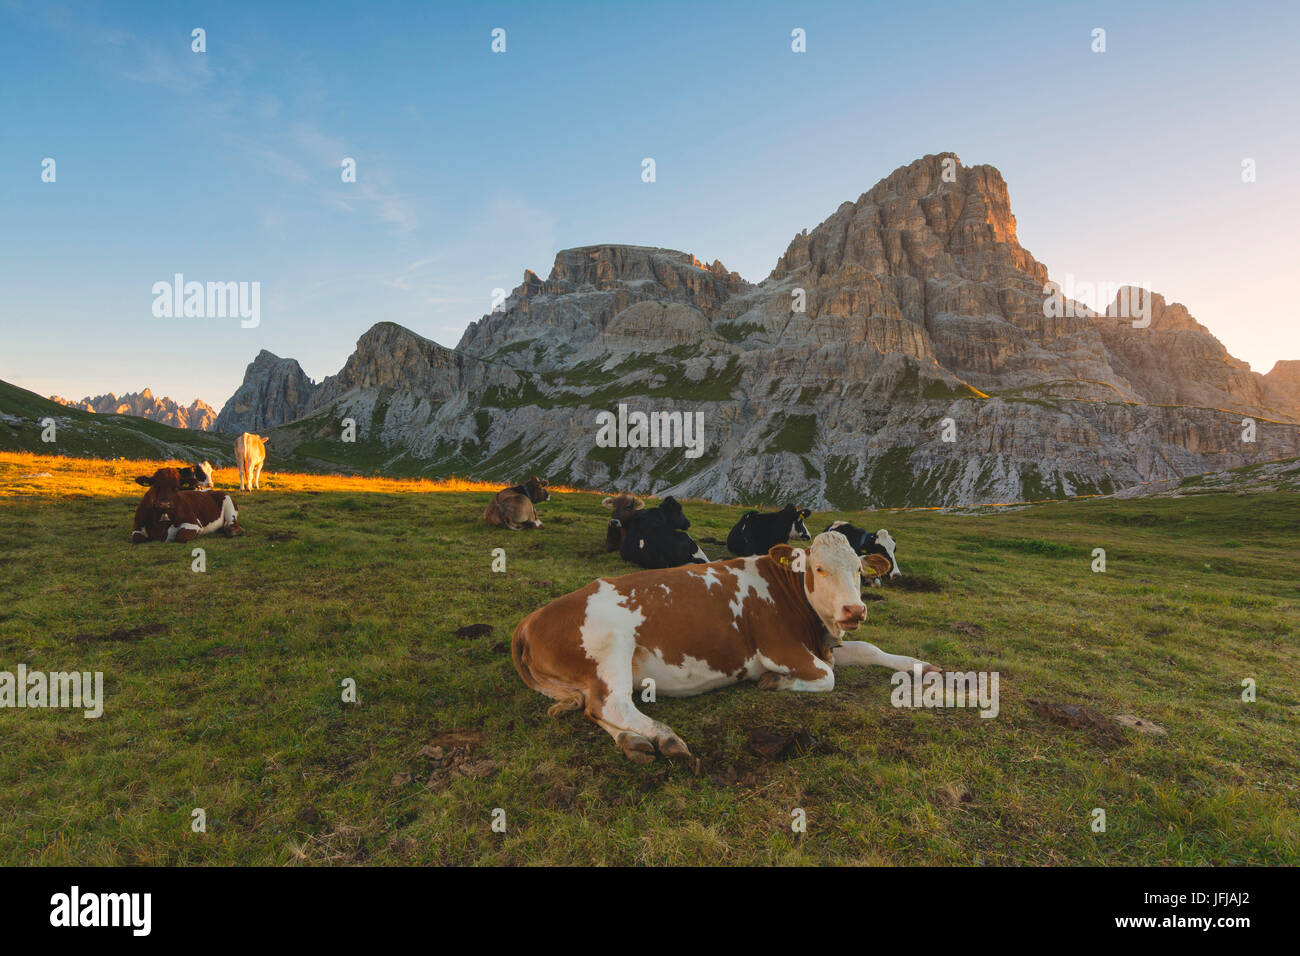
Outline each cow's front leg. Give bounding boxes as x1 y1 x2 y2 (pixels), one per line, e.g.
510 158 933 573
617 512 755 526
832 640 938 674
756 649 835 692
581 635 692 762
591 693 691 763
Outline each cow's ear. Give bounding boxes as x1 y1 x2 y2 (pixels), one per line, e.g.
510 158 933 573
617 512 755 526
767 543 796 567
862 554 892 577
633 498 644 509
798 508 811 519
602 497 615 508
135 476 153 487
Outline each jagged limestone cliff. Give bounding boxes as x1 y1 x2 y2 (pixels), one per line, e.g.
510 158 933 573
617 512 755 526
217 154 1300 507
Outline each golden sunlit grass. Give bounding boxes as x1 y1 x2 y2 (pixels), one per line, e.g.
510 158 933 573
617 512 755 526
0 452 599 500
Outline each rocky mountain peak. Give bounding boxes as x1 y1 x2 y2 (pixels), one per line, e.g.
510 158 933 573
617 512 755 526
214 350 316 434
456 244 748 364
770 152 1042 287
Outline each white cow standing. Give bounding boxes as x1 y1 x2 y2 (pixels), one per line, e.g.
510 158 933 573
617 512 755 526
235 433 269 491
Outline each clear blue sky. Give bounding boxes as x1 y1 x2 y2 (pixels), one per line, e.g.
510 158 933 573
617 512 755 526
2 0 1297 408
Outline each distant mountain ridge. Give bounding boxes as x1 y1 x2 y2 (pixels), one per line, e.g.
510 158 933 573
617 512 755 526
214 153 1300 507
51 388 217 431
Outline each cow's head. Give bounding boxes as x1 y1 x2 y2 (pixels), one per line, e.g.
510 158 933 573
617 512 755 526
195 461 214 488
602 492 644 520
523 475 550 503
131 468 183 543
771 532 868 634
604 518 625 551
660 495 689 530
824 520 901 579
873 529 901 579
134 467 182 501
785 504 812 541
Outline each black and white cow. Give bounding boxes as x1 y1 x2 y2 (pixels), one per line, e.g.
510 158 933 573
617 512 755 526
726 504 812 556
619 495 709 569
824 521 901 584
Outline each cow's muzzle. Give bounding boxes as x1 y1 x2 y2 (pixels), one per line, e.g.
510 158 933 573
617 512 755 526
836 604 867 629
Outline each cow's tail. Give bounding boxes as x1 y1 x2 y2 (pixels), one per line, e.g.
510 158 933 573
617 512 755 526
511 616 585 718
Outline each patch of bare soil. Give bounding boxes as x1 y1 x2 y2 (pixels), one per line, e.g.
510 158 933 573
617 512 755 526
419 729 496 791
745 728 827 761
1028 700 1128 748
891 573 943 593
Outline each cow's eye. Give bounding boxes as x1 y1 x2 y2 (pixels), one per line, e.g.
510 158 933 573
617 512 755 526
815 567 825 575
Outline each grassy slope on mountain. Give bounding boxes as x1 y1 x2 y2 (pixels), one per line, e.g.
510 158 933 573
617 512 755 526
0 380 232 463
1 452 1296 865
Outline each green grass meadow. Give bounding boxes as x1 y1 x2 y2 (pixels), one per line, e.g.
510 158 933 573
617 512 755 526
1 467 1297 865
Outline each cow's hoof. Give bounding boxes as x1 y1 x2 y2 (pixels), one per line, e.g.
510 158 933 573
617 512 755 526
757 672 783 691
546 693 584 718
920 662 942 676
658 735 692 760
617 732 656 763
225 523 245 538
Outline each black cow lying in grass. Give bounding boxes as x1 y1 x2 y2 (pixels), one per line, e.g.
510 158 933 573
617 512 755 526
825 521 901 584
726 504 812 556
619 495 709 569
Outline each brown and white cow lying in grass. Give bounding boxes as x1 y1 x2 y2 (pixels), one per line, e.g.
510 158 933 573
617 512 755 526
131 467 244 543
483 476 550 530
512 531 939 762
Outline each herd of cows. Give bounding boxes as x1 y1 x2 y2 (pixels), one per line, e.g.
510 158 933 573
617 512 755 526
487 477 927 762
128 433 265 543
128 454 928 762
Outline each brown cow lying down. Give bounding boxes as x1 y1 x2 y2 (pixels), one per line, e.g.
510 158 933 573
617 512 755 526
512 532 939 762
483 476 550 529
131 467 244 543
602 492 644 551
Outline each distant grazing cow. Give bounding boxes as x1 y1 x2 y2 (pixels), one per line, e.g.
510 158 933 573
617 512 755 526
513 532 939 761
825 521 902 583
726 504 812 556
135 461 213 492
603 492 645 552
618 495 708 568
235 433 268 491
131 467 243 543
483 476 551 529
